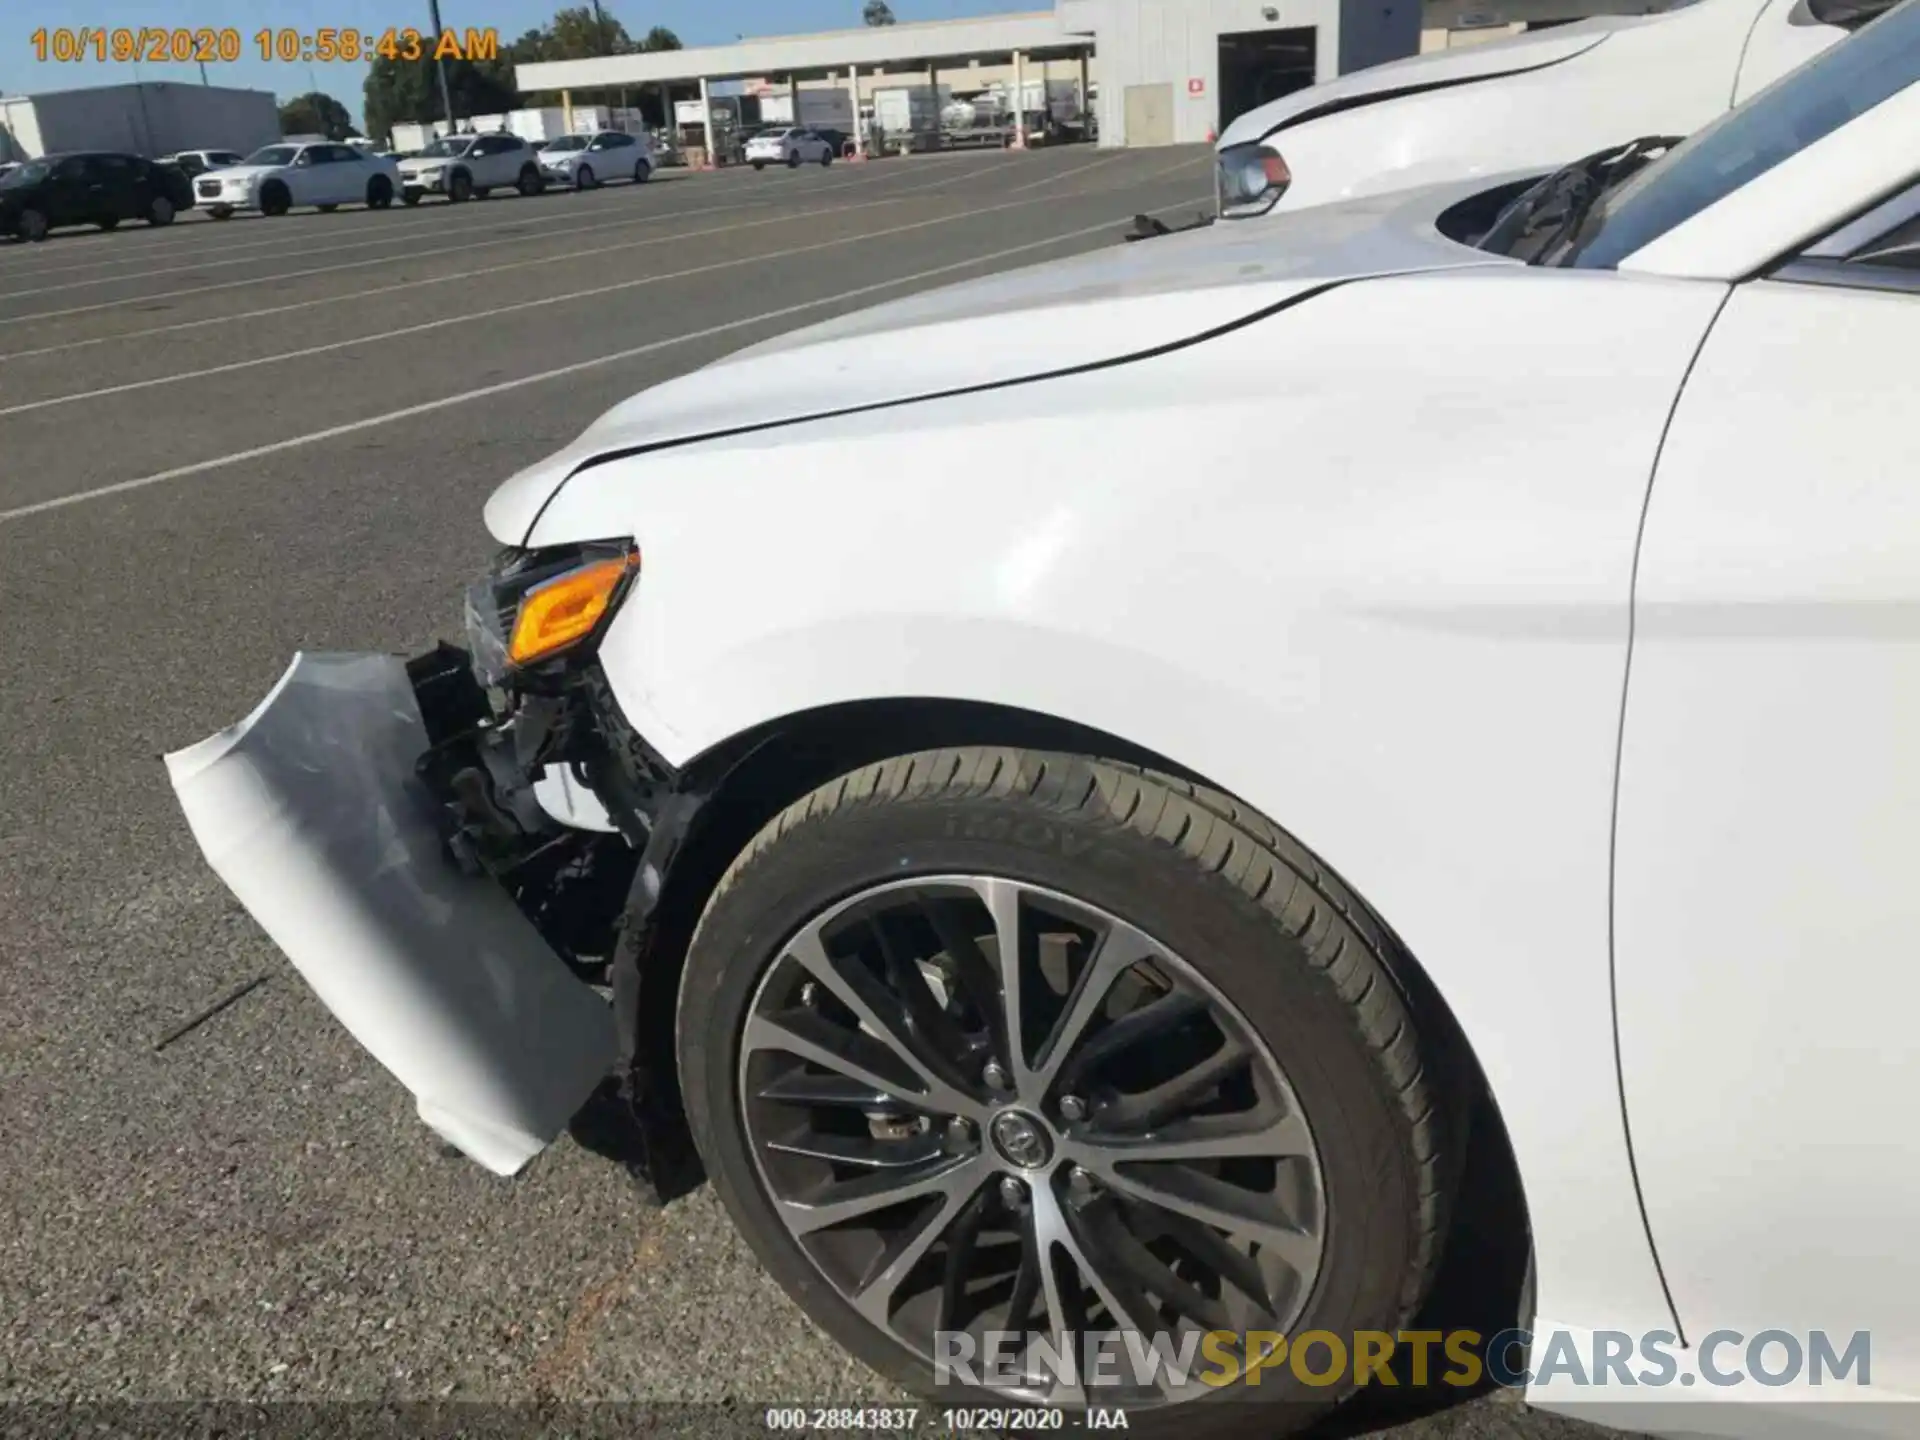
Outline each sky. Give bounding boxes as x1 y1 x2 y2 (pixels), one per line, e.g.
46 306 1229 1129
1 0 1022 126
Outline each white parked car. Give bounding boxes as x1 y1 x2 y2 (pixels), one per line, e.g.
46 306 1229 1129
399 132 546 204
159 148 246 180
194 141 401 219
1216 0 1887 218
536 130 655 190
170 9 1919 1439
745 126 835 169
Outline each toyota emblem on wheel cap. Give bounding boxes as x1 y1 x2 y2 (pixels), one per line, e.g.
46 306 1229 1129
989 1109 1053 1169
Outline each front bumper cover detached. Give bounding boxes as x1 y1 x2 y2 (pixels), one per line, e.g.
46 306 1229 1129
164 651 618 1176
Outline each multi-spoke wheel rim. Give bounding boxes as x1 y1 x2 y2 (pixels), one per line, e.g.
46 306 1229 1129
739 876 1326 1406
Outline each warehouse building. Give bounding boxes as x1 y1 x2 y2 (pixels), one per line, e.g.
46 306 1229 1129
516 0 1422 152
0 82 278 163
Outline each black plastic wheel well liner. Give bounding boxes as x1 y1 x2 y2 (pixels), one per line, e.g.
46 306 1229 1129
517 277 1355 545
1246 40 1604 144
630 694 1531 1325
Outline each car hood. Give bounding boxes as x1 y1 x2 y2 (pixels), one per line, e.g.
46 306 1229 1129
1217 15 1647 148
539 149 585 162
484 177 1517 545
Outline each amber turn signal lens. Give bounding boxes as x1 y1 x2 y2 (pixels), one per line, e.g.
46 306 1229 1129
507 551 638 666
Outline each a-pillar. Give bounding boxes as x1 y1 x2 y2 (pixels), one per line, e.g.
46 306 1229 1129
1011 50 1028 149
698 75 716 168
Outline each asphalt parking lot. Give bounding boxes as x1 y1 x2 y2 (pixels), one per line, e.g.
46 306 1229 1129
0 144 1629 1440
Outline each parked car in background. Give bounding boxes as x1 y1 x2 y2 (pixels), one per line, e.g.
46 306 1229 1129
746 126 835 169
195 141 400 218
650 131 685 167
1215 0 1892 219
399 132 545 204
0 152 193 240
162 149 246 180
537 131 655 190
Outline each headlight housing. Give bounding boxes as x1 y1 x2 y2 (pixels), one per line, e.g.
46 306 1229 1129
465 541 640 688
1217 142 1291 218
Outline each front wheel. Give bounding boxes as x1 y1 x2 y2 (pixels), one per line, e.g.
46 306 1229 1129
316 203 338 213
677 749 1454 1436
401 189 422 207
97 215 120 231
632 159 651 184
820 149 832 167
367 175 394 209
16 207 50 241
786 149 800 168
448 171 473 203
259 182 291 217
518 165 544 197
207 205 233 220
752 160 766 171
148 195 176 226
574 163 595 190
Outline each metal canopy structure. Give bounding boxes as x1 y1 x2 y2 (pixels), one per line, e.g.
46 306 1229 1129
513 11 1090 92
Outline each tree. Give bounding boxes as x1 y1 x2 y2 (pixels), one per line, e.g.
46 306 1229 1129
863 1 896 24
278 91 355 140
639 26 682 51
547 5 634 57
363 55 517 142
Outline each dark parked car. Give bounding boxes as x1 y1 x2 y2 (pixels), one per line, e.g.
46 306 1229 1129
0 152 194 242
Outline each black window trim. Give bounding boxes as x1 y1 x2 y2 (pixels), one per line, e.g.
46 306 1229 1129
1769 174 1920 297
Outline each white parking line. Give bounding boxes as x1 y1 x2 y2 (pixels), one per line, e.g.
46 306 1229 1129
0 187 1119 416
0 197 1207 526
1003 150 1135 194
0 157 1069 327
0 176 1063 364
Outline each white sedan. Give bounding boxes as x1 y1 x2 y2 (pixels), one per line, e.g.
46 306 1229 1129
745 126 835 169
194 141 401 218
171 8 1918 1439
1215 0 1891 219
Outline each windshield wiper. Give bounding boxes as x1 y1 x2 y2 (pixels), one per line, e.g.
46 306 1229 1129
1478 135 1684 264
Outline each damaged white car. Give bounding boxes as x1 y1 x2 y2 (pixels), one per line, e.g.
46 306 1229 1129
170 10 1919 1437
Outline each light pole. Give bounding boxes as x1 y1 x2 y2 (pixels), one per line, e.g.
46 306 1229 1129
427 0 455 129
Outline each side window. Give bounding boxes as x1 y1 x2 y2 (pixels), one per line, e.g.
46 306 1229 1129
1785 182 1920 290
473 135 501 155
609 132 634 148
56 156 95 181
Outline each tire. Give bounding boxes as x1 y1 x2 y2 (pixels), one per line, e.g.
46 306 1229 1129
820 149 832 167
208 205 233 220
317 203 338 213
677 749 1454 1437
632 158 651 184
752 160 766 171
18 207 49 241
574 163 595 191
366 175 394 209
259 182 291 217
402 189 422 207
148 195 176 226
97 215 120 231
517 165 544 197
448 170 473 203
786 149 800 168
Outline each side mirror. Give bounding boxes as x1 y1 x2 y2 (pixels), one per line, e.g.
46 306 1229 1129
294 154 313 167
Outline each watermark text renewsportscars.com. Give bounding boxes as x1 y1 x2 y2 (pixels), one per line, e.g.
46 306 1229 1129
934 1327 1875 1392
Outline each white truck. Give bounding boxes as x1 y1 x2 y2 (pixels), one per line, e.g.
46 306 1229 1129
873 85 951 142
1215 0 1888 218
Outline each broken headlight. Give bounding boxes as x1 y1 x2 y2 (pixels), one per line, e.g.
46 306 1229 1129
465 540 639 689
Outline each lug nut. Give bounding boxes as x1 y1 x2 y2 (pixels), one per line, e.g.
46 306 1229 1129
1067 1165 1097 1201
799 981 819 1008
983 1061 1011 1091
1058 1094 1087 1122
945 1116 977 1152
999 1176 1027 1209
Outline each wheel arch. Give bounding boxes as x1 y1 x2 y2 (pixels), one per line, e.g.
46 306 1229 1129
633 691 1533 1331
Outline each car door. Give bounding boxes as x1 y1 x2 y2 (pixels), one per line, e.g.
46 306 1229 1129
1615 186 1920 1406
109 156 149 218
46 156 100 225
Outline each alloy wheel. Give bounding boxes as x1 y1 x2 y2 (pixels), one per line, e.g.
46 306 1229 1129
739 875 1326 1407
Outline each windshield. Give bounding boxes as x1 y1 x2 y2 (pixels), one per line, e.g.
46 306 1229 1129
244 146 299 167
1555 0 1920 267
418 137 474 158
543 135 588 151
0 160 50 186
